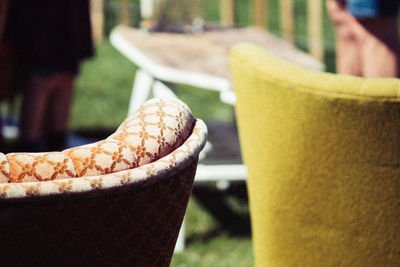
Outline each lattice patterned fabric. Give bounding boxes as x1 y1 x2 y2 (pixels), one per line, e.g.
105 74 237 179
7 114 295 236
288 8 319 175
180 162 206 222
0 100 207 266
0 117 207 199
0 98 195 183
7 152 77 183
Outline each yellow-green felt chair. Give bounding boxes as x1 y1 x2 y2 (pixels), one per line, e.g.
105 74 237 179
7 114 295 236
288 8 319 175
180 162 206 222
231 43 400 267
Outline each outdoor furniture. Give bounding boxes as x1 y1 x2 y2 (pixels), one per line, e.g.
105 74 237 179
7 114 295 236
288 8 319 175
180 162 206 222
0 98 207 266
231 43 400 266
109 25 324 181
110 25 324 109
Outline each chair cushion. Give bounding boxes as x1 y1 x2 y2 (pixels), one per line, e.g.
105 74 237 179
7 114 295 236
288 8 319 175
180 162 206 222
108 98 194 165
0 98 194 183
7 152 78 183
63 139 135 177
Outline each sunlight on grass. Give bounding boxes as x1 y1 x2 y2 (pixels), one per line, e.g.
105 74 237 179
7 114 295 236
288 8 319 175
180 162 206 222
71 41 137 130
171 236 253 267
177 85 234 123
171 198 253 267
71 41 233 130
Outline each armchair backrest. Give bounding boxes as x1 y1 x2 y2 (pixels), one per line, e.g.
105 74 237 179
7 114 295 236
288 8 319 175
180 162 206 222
0 98 207 267
231 43 400 267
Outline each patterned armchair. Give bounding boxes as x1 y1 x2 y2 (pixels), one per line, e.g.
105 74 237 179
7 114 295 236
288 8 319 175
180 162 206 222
0 98 207 266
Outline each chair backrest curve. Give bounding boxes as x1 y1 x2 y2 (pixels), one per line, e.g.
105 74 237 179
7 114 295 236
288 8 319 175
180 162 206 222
0 118 207 199
231 43 400 99
0 98 195 184
231 43 400 267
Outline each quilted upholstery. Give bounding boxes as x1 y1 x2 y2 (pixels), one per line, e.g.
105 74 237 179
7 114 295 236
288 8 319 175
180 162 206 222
0 98 207 266
0 97 194 183
231 43 400 267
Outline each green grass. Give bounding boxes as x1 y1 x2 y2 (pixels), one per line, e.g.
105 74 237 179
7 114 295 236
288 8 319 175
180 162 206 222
171 198 253 267
71 41 235 130
70 41 136 130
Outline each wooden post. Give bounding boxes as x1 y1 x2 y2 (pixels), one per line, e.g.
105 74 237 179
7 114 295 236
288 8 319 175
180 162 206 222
307 0 324 61
90 0 104 43
220 0 234 26
251 0 266 29
280 0 294 44
119 0 131 25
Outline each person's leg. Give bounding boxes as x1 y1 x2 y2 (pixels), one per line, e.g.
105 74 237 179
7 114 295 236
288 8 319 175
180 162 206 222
19 74 54 151
356 16 400 77
327 0 362 76
342 0 400 77
44 72 75 151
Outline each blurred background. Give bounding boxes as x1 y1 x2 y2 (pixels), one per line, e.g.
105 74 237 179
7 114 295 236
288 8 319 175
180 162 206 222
72 0 336 132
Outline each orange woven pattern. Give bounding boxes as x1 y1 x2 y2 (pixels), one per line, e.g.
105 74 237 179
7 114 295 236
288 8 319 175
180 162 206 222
109 97 193 166
0 98 194 183
0 117 207 266
0 119 207 199
0 153 11 183
7 152 77 183
64 139 135 177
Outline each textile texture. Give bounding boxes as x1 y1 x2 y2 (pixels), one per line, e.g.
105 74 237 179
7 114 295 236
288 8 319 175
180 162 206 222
231 43 400 267
0 98 194 183
0 98 208 266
